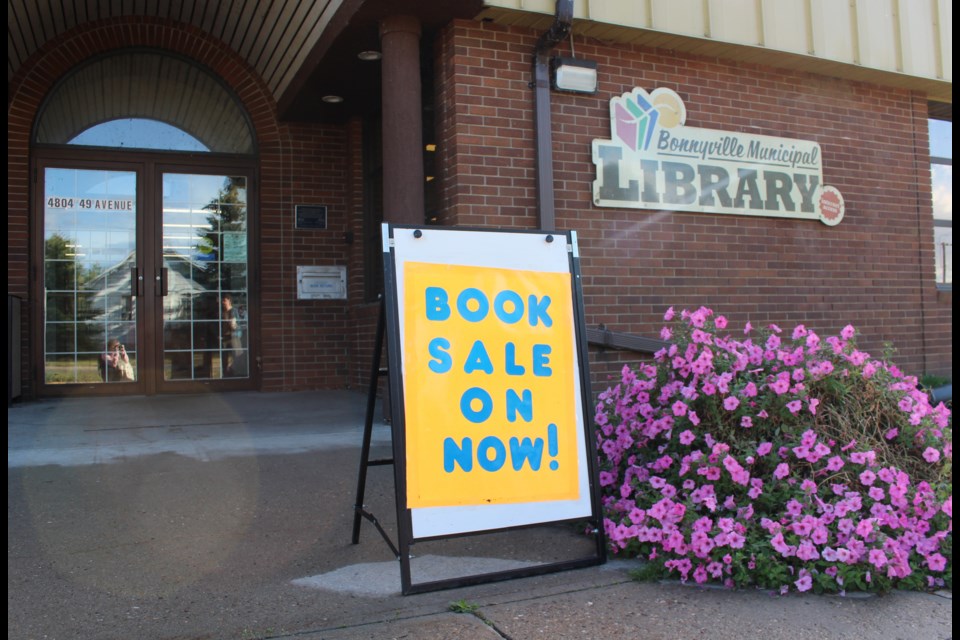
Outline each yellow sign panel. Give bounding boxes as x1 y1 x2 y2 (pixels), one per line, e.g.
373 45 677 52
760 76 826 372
402 262 581 509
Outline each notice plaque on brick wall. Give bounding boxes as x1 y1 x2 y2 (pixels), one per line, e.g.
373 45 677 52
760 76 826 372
295 205 328 229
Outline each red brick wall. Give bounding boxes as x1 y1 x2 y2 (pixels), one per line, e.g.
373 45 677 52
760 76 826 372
262 120 353 390
435 20 951 394
7 17 371 397
7 16 950 400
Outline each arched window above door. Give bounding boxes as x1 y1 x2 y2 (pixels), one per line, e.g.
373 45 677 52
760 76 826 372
34 51 255 154
69 119 209 152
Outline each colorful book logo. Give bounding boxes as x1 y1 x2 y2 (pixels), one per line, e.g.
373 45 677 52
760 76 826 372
614 91 659 152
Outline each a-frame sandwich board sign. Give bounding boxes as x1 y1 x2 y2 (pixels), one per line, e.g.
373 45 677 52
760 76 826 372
380 223 606 594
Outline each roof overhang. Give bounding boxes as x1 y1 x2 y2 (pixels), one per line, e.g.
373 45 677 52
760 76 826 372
276 0 484 122
8 1 949 126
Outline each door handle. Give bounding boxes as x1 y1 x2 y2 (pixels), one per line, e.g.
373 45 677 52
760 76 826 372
155 268 168 296
130 268 144 296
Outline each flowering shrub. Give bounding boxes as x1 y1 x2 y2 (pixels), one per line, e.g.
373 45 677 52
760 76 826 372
596 307 952 594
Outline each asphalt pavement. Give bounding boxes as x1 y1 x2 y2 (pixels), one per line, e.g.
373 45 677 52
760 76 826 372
7 391 953 640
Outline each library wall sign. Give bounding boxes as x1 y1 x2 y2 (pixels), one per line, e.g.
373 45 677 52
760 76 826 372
592 87 844 225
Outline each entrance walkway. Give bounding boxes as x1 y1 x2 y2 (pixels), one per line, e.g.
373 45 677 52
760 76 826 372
8 390 391 467
8 391 953 640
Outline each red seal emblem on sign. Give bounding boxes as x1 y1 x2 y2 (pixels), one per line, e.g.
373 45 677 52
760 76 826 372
818 186 844 226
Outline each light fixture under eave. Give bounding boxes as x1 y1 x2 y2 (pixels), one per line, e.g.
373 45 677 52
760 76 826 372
358 50 382 61
550 57 598 94
321 95 344 104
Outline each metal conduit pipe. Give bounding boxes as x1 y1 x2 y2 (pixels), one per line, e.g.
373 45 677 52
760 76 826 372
532 0 573 231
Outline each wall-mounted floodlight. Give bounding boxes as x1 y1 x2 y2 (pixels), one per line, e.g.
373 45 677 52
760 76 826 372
550 57 598 93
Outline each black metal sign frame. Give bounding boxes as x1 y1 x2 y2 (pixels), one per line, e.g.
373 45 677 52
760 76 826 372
354 224 605 595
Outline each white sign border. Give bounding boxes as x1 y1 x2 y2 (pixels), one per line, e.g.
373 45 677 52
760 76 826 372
385 225 595 539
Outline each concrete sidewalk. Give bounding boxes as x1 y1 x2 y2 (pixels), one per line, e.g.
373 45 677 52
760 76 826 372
8 392 953 640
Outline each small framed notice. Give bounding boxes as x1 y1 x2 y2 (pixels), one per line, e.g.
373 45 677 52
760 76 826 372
295 205 328 230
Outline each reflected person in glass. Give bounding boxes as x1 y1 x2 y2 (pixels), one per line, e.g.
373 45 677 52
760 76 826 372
221 294 245 377
99 338 135 382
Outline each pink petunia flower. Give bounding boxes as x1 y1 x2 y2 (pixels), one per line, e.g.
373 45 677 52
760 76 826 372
926 553 947 572
922 447 941 463
796 541 820 562
867 549 885 569
825 456 845 472
690 309 708 328
794 573 813 592
723 396 740 411
770 376 790 395
770 532 791 555
811 527 829 545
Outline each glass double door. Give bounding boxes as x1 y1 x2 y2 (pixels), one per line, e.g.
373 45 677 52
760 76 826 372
40 161 253 394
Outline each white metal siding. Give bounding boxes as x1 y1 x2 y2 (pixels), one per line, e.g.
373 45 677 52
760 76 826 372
484 0 952 84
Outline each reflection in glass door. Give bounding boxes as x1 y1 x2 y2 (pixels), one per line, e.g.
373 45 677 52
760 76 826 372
43 168 139 385
161 173 249 381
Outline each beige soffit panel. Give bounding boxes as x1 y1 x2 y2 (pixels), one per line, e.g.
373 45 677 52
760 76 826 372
479 0 951 102
7 0 343 102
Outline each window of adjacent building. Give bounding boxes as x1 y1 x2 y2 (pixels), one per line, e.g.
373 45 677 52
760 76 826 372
930 118 952 287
